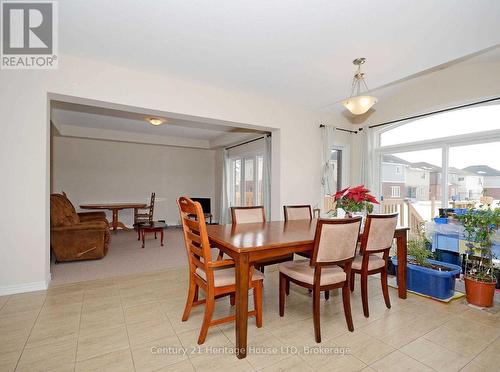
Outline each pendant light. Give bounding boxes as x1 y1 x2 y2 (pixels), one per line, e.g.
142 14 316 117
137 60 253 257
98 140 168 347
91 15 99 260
341 58 378 115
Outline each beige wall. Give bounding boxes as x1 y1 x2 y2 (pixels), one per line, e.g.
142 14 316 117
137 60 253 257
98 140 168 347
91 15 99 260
52 136 216 227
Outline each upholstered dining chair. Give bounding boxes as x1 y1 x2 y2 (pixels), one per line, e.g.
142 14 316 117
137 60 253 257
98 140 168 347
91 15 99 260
279 217 362 343
350 213 398 318
231 206 294 273
178 197 264 344
230 206 266 224
283 205 313 221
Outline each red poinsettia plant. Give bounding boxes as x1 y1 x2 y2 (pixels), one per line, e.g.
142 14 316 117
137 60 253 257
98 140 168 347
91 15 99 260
334 185 379 214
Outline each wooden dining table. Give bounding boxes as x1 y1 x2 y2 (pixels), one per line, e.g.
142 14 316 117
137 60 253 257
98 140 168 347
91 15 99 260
206 219 409 359
80 203 147 232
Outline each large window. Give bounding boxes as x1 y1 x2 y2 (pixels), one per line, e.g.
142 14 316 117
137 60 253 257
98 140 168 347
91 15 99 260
376 104 500 236
230 155 264 207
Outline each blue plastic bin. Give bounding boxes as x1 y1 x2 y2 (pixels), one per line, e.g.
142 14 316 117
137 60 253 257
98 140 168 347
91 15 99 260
434 217 448 224
391 257 461 300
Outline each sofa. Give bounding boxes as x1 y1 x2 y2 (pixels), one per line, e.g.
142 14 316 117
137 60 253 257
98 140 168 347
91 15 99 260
50 193 111 262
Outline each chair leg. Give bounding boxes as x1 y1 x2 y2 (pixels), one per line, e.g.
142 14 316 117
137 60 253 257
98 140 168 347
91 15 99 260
182 278 197 321
350 271 355 292
198 291 215 344
313 284 321 343
342 282 354 332
324 290 330 300
230 293 235 306
285 279 290 296
193 285 199 302
279 273 286 317
381 269 391 309
361 273 369 318
254 282 263 328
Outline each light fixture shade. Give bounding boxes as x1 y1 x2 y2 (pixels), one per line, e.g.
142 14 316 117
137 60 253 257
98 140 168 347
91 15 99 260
148 118 164 126
341 95 378 115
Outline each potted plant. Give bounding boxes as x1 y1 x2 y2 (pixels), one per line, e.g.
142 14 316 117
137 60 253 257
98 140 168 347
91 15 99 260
332 185 379 217
457 207 499 307
391 236 462 300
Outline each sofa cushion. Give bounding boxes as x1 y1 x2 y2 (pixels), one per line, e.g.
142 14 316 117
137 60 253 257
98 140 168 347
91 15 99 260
50 194 80 227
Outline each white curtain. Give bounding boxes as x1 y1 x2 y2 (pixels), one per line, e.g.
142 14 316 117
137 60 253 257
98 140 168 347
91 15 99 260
359 124 375 191
262 136 272 220
219 149 231 224
321 125 336 196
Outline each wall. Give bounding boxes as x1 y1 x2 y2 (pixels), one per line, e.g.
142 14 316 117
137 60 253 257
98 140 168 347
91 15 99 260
52 136 216 226
0 54 343 294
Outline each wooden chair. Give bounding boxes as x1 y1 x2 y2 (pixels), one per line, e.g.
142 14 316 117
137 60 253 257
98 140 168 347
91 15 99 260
178 197 264 344
350 213 398 318
231 206 293 273
279 217 362 343
283 205 312 221
134 192 155 226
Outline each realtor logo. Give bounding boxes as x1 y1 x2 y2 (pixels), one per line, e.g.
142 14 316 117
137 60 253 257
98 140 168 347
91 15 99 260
1 1 58 69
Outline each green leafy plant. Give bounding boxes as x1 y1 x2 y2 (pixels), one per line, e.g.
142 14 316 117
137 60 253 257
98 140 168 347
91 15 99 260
407 238 433 268
457 207 500 283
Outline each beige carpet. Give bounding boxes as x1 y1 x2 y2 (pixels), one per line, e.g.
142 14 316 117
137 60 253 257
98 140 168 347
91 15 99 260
50 227 188 286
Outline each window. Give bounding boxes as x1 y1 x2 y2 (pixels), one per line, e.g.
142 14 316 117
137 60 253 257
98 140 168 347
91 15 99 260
390 186 401 198
395 166 402 174
458 177 464 181
330 149 343 192
230 155 265 207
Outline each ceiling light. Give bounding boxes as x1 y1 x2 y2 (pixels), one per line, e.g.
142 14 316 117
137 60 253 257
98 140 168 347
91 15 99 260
148 118 164 126
341 58 378 115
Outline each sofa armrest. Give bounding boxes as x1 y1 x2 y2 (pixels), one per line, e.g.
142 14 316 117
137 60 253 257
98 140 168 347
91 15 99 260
51 221 108 232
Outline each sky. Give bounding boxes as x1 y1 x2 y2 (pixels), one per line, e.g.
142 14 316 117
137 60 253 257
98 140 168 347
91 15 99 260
381 104 500 170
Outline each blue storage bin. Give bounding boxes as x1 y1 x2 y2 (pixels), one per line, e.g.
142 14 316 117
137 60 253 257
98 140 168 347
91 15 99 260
391 257 461 300
435 249 461 267
434 217 448 224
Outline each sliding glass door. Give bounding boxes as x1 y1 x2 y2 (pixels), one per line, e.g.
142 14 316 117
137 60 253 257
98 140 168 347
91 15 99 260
230 155 264 207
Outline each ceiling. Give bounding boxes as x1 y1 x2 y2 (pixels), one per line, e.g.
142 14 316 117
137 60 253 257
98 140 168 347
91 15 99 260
51 101 266 148
60 0 500 109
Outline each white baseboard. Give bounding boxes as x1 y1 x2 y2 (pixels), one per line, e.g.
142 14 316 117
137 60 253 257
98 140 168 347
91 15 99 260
0 274 51 296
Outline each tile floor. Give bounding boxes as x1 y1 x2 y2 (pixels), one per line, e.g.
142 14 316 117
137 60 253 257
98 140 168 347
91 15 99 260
1 266 499 372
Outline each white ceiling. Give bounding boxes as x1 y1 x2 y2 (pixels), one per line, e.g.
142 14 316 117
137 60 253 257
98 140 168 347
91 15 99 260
60 0 500 109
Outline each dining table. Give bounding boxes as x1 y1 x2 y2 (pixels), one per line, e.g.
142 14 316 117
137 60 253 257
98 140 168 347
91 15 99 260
80 203 147 232
206 219 409 359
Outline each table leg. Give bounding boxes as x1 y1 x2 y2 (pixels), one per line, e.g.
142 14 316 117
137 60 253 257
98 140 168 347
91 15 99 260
235 253 250 359
142 230 145 249
111 209 118 232
396 231 407 299
160 229 164 246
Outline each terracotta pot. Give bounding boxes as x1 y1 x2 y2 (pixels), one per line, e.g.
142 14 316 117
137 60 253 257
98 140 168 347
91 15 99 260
464 276 497 307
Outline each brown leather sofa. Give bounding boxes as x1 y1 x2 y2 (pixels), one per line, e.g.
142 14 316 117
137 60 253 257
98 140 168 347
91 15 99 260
50 193 111 262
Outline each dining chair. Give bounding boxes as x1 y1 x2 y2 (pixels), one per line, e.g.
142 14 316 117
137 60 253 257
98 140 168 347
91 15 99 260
134 192 155 224
350 213 398 318
283 205 313 221
279 217 362 343
230 206 266 224
231 206 294 273
178 197 264 344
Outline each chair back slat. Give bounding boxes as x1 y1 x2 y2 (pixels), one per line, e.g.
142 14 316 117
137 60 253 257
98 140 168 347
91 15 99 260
231 206 266 224
311 218 361 265
284 205 312 221
361 213 398 252
148 192 156 222
178 197 213 277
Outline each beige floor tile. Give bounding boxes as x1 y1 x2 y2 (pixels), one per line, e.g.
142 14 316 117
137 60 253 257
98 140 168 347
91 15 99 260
400 337 471 371
243 331 289 370
472 337 500 368
82 294 122 312
124 301 167 325
131 335 187 372
154 359 195 371
26 315 80 349
120 288 158 308
178 327 232 353
77 324 130 361
370 350 434 372
300 352 367 372
127 318 176 346
0 350 21 372
38 302 82 321
0 295 10 310
0 310 39 333
190 351 255 372
460 360 492 372
75 348 135 372
79 304 125 331
259 355 313 372
16 337 77 372
0 292 45 315
44 291 84 306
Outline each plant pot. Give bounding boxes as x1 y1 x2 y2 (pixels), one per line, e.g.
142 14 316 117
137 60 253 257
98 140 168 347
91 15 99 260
464 276 497 307
392 257 461 300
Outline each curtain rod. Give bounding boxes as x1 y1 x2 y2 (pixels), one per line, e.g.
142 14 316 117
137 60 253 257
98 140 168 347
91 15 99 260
225 134 270 150
319 124 359 134
368 96 500 129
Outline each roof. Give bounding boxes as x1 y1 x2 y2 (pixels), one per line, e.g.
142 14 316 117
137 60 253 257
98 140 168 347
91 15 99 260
463 165 500 177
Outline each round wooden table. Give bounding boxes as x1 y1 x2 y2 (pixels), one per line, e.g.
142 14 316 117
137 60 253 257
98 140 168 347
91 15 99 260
137 222 167 248
80 203 147 232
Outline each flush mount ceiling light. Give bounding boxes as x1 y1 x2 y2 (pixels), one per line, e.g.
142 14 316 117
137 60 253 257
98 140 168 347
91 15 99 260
341 57 378 115
148 118 164 126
